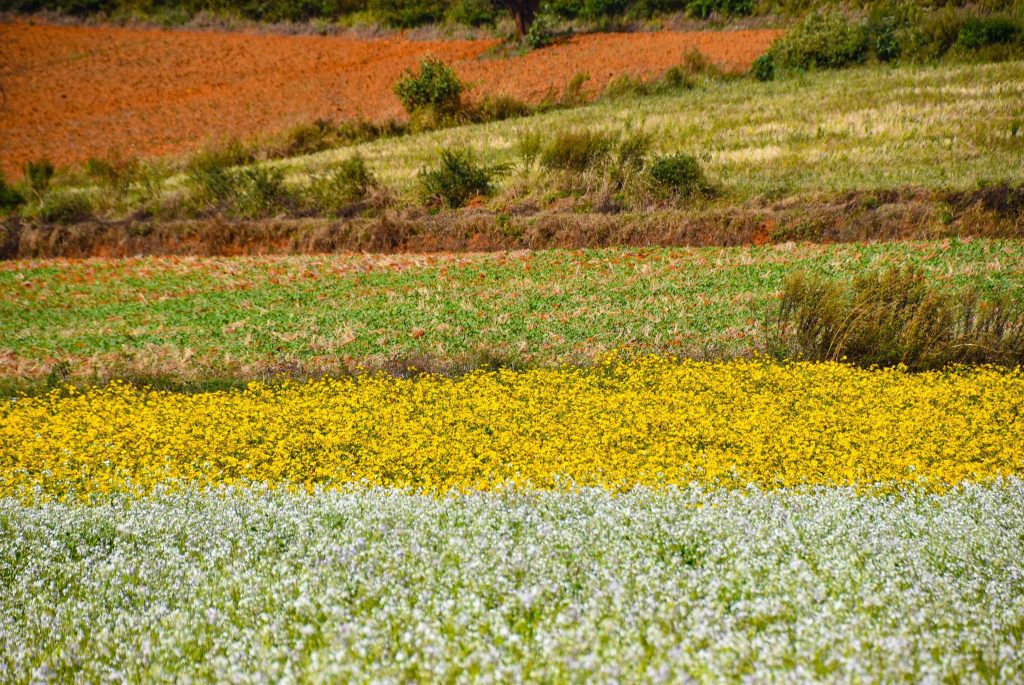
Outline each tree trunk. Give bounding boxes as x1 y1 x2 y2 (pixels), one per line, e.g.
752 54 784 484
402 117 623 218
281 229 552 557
498 0 539 37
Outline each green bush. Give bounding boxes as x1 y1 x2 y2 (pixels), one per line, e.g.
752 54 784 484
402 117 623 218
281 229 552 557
230 166 293 218
864 13 903 61
394 57 464 116
368 0 446 27
540 129 616 172
649 153 707 196
523 9 556 48
276 119 343 158
658 65 696 91
685 0 753 20
186 151 239 209
902 7 964 60
446 0 500 25
767 12 869 73
418 149 504 208
956 16 1022 49
579 0 629 22
306 155 375 215
752 52 775 80
0 176 25 213
24 159 55 199
38 190 95 224
186 148 294 218
769 266 1024 370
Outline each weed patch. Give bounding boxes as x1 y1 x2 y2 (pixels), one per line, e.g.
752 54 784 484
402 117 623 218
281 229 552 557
769 266 1024 370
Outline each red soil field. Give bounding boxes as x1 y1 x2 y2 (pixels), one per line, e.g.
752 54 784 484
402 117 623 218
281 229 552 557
0 21 781 177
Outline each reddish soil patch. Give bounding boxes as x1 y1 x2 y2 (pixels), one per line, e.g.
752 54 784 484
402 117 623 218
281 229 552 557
0 21 780 176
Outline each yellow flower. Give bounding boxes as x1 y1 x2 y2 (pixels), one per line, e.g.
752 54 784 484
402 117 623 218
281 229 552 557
1 358 1022 500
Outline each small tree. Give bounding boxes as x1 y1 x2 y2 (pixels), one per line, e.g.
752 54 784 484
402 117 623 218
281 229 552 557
394 57 464 116
493 0 540 37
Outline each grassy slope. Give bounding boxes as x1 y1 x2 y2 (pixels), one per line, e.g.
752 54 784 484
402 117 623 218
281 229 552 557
2 239 1022 385
287 60 1024 202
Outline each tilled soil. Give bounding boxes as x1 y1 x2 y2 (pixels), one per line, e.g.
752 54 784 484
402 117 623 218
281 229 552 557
0 20 780 176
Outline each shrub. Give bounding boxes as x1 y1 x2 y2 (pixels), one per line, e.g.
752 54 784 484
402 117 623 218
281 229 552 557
658 65 697 91
540 129 616 172
306 155 375 215
85 156 144 199
186 148 293 218
0 176 25 212
24 159 55 198
186 150 238 208
768 266 1024 371
446 0 500 26
368 0 446 27
752 52 775 81
525 9 557 49
649 153 707 196
686 0 753 19
767 12 869 73
903 7 964 61
230 166 293 218
394 57 464 116
418 149 505 209
956 16 1022 49
864 5 910 62
38 190 94 224
579 0 629 22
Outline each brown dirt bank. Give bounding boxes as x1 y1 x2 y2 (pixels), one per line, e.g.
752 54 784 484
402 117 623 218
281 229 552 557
4 186 1022 259
0 21 780 177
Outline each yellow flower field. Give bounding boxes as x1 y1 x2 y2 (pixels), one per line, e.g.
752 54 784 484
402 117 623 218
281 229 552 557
2 358 1023 499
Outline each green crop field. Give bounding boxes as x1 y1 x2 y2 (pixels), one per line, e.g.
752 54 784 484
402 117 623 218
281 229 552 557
3 239 1022 389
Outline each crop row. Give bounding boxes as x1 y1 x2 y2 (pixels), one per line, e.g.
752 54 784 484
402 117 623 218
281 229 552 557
2 484 1022 682
3 358 1022 499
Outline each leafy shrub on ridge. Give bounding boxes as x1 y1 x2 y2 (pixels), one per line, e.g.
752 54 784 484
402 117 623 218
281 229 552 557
418 148 506 208
649 153 708 196
306 154 376 216
394 57 464 117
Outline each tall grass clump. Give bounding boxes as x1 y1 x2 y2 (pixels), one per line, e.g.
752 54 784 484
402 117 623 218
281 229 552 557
769 266 1024 370
37 191 95 224
230 166 293 218
418 148 506 208
271 118 409 158
186 148 294 218
306 155 377 216
24 159 55 200
539 129 617 172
